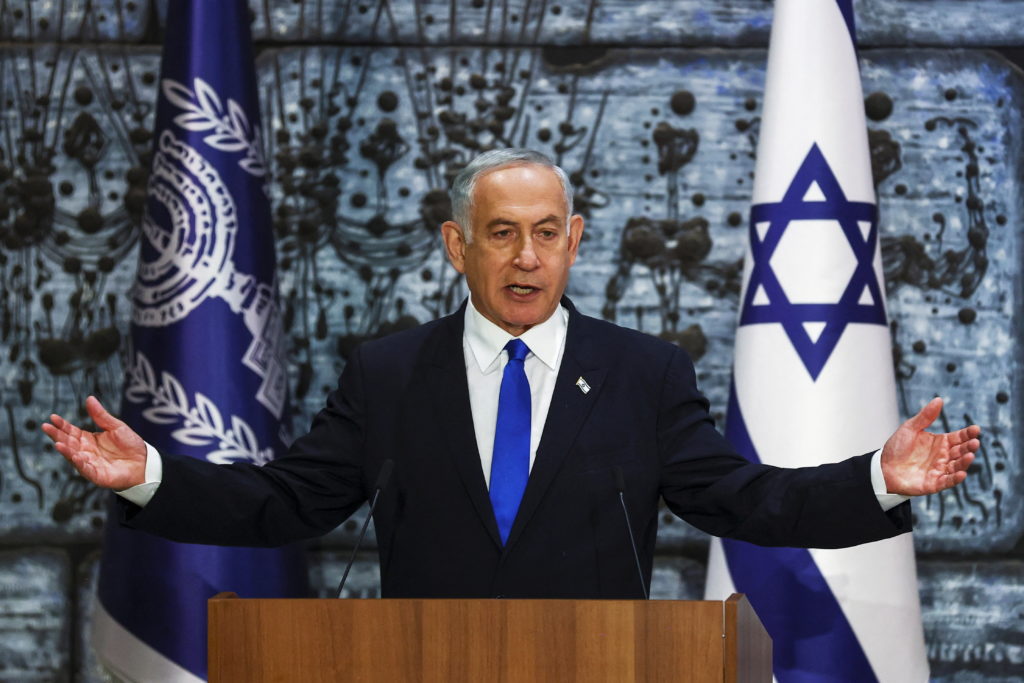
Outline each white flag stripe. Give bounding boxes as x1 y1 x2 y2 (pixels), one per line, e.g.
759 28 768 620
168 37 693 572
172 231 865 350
91 598 204 683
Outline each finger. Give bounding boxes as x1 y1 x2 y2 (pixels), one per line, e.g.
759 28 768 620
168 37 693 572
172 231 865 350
52 441 77 461
906 396 943 431
47 414 66 433
41 422 80 450
41 422 60 442
41 423 75 450
53 441 92 467
949 450 976 472
45 431 108 484
939 470 968 491
947 425 982 446
65 449 102 484
947 443 968 461
49 413 84 440
85 396 127 433
955 439 981 458
961 438 981 455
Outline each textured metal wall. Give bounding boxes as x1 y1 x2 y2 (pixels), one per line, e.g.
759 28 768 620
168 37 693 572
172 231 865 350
0 1 1021 680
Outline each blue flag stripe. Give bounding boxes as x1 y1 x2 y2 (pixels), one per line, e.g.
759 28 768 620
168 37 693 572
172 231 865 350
722 382 877 682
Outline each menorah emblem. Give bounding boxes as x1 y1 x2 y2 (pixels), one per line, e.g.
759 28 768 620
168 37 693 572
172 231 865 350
131 130 286 419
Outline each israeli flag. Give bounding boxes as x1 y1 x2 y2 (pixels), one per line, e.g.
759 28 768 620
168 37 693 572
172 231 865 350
91 1 308 680
704 1 929 681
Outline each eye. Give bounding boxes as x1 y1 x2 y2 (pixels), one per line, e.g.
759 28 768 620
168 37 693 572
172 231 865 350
493 228 513 239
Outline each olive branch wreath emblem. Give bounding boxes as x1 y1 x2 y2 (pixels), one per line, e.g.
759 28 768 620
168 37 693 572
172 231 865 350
162 77 267 177
124 350 274 465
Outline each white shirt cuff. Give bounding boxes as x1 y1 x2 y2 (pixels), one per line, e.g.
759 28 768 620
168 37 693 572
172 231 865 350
870 448 911 512
114 442 163 508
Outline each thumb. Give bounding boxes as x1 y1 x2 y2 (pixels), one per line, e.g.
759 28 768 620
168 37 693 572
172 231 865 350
906 396 943 432
85 396 127 433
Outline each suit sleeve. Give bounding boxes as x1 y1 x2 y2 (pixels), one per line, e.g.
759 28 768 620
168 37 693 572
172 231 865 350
119 346 373 547
655 347 911 548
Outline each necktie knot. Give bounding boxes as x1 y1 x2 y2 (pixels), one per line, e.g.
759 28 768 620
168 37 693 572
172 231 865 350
505 338 530 363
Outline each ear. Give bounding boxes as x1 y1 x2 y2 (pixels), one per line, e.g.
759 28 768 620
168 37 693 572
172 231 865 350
441 220 468 274
566 214 584 266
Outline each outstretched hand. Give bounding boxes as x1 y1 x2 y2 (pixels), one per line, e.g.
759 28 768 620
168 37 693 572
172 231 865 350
41 396 147 491
881 397 980 496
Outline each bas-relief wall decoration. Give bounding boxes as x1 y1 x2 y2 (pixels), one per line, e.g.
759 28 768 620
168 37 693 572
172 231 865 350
0 47 158 544
0 1 1022 680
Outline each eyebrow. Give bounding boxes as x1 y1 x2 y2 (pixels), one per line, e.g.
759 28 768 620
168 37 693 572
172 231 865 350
485 214 563 229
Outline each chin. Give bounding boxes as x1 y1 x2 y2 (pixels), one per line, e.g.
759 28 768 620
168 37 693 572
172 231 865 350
505 314 549 332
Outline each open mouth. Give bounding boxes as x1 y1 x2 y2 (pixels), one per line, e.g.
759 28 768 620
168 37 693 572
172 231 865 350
507 284 538 295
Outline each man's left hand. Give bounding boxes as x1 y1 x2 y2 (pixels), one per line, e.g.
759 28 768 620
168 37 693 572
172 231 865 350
881 397 980 496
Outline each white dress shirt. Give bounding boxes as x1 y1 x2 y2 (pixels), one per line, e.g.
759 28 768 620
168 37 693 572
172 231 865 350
118 301 907 512
463 298 567 487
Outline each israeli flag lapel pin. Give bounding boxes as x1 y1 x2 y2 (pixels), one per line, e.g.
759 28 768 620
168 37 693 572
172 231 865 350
576 376 591 394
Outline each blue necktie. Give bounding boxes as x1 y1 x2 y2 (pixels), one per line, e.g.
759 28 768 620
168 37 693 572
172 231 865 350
490 338 531 545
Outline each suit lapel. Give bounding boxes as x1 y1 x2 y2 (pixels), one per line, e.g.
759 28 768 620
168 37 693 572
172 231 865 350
504 303 606 551
426 307 503 548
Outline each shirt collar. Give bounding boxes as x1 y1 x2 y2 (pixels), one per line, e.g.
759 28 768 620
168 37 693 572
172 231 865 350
464 298 567 374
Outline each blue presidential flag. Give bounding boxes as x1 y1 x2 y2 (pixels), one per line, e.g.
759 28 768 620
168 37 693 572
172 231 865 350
704 0 929 681
91 1 308 680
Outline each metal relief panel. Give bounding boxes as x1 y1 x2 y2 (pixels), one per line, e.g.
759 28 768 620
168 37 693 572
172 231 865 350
74 552 112 683
241 0 1024 47
0 1 149 42
258 45 456 420
322 502 376 546
648 554 705 600
861 50 1024 553
920 561 1024 681
250 0 599 45
0 46 159 539
0 548 70 681
309 549 382 598
248 0 746 45
860 0 1024 46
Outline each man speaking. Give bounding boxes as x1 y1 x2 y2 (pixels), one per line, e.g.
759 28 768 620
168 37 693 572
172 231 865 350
43 149 979 599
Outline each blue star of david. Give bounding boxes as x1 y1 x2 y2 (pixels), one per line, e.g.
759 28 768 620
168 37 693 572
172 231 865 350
740 143 887 380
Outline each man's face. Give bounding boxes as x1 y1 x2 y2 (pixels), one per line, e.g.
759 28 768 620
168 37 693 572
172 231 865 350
441 164 584 336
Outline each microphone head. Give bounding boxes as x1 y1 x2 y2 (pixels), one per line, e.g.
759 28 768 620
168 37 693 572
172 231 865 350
375 459 395 490
613 465 626 493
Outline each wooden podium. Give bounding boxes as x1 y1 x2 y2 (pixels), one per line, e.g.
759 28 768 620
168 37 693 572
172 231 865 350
209 593 771 682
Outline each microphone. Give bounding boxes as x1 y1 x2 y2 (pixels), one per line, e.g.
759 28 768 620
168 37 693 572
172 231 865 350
614 466 649 600
336 459 394 598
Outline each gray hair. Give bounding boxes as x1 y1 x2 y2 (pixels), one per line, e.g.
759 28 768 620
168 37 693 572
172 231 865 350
449 149 574 242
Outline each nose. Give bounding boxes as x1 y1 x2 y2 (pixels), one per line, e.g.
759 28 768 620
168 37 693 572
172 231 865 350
513 235 540 270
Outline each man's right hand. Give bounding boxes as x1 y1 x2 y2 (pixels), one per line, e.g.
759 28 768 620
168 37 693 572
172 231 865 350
42 395 147 490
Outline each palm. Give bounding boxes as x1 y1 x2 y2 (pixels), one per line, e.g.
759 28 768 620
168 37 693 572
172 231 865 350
881 398 980 496
82 426 147 487
42 396 148 490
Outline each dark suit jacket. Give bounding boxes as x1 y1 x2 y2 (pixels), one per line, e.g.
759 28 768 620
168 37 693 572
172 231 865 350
123 299 911 598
